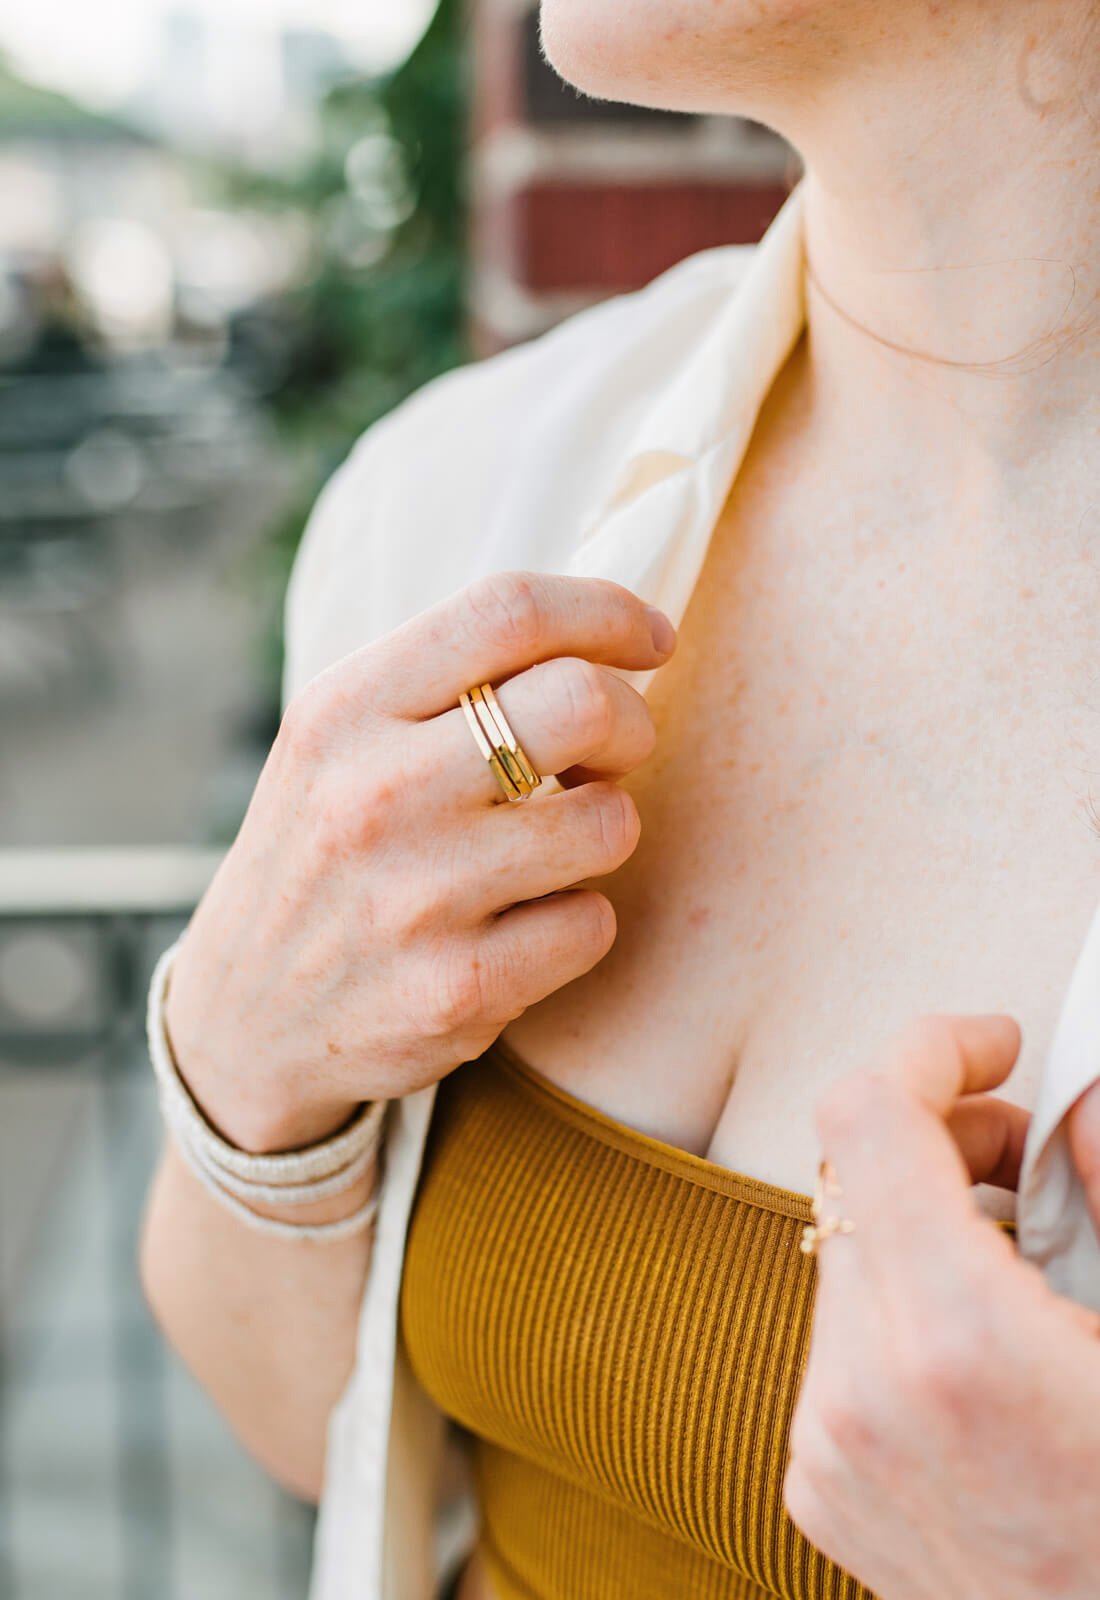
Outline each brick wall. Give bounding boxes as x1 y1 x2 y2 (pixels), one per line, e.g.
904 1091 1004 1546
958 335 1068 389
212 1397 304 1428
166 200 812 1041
470 0 795 351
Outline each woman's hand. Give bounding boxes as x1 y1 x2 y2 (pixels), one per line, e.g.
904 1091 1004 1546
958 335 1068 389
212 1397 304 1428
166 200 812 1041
164 571 676 1153
784 1015 1100 1600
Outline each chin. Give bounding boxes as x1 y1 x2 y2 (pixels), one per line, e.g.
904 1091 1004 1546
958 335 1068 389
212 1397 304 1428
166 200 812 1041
538 1 665 109
538 0 858 119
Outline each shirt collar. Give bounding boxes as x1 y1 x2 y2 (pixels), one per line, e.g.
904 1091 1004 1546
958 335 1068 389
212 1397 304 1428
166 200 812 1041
587 182 807 529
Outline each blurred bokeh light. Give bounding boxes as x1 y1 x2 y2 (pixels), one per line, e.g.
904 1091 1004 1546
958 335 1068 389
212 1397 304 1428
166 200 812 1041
0 3 794 1593
0 6 464 1595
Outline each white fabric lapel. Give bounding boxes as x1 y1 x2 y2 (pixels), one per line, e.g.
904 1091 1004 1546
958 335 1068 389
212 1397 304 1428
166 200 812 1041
1018 903 1100 1310
567 185 807 697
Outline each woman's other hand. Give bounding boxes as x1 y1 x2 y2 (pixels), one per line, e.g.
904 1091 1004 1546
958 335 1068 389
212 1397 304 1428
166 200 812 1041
163 571 676 1153
784 1016 1100 1600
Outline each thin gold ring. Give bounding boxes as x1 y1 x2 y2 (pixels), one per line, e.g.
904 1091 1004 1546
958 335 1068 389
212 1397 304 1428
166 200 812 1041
800 1161 856 1256
459 681 542 802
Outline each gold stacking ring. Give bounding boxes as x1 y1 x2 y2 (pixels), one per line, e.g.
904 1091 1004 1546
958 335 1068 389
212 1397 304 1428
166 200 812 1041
800 1161 856 1256
459 681 542 802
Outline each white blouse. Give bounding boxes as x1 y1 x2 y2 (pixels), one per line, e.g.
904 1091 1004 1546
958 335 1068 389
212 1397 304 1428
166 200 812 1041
203 183 1100 1600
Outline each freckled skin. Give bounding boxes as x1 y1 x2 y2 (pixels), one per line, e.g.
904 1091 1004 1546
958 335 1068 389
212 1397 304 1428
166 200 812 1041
503 337 1100 1188
542 0 845 122
459 18 1100 1594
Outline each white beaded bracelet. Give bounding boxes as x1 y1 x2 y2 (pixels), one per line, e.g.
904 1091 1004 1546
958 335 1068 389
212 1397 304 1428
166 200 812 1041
175 1151 382 1243
146 935 387 1241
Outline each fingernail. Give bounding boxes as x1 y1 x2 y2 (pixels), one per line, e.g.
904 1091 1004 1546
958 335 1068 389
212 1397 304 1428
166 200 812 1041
645 606 676 655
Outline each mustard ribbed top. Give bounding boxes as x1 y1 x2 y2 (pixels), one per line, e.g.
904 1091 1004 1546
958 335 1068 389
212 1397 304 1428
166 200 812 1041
400 1039 875 1600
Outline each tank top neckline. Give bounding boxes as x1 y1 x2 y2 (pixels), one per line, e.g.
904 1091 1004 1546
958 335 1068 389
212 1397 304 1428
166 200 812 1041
483 1033 814 1224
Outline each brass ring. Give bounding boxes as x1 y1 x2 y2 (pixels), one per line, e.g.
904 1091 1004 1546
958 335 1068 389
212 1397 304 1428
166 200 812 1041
800 1161 856 1256
459 681 542 803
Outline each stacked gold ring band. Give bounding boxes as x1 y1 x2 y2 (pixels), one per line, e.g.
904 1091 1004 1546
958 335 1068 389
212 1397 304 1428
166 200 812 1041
460 681 542 801
800 1161 856 1256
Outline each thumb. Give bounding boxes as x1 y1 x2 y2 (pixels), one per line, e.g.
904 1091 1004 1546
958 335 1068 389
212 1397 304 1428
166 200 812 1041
1067 1080 1100 1237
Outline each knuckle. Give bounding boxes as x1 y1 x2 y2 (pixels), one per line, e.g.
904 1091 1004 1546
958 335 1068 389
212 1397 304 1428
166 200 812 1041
306 782 355 864
891 1013 963 1076
533 887 617 967
593 576 644 634
897 1320 985 1423
464 571 545 658
278 677 330 763
815 1381 885 1475
815 1068 886 1148
281 656 370 749
636 701 659 761
782 1462 826 1546
785 1410 841 1525
279 673 388 796
587 783 641 862
418 942 495 1039
785 1409 816 1492
816 1013 967 1151
387 869 451 950
310 762 401 860
355 766 402 841
552 657 616 749
571 888 618 952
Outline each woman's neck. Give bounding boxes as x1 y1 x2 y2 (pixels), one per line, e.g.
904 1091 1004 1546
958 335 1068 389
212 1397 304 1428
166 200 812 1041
786 6 1100 474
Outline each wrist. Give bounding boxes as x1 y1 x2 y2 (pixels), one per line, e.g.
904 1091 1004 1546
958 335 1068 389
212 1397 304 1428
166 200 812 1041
229 1160 379 1229
167 1137 379 1230
149 936 386 1243
172 1041 365 1155
163 978 362 1157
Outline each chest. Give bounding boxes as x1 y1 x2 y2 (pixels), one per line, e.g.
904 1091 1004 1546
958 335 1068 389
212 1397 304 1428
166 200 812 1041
403 1054 862 1600
502 411 1100 1194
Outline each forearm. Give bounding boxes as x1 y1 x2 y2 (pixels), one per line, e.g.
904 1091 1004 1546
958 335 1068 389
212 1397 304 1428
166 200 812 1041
138 1138 374 1503
133 572 676 1501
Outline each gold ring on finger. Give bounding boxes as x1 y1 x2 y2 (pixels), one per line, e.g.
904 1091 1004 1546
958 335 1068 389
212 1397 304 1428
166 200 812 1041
800 1160 857 1256
459 681 542 803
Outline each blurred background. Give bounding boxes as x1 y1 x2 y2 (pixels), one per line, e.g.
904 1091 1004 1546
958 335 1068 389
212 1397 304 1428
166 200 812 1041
0 2 791 1594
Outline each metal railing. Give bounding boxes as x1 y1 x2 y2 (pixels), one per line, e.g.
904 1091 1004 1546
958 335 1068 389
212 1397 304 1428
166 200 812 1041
0 849 316 1600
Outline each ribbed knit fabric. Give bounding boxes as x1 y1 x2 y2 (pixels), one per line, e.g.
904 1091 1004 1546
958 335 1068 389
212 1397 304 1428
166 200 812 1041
400 1038 875 1600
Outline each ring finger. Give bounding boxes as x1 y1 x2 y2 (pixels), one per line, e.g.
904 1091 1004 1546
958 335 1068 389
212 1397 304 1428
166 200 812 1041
421 655 658 809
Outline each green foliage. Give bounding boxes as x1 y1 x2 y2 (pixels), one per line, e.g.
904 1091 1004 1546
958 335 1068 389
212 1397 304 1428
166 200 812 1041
0 52 147 141
232 0 470 701
274 0 469 444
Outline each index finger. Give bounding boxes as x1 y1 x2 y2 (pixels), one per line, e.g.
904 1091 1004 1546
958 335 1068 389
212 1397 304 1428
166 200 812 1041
356 571 676 719
814 1014 1022 1275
